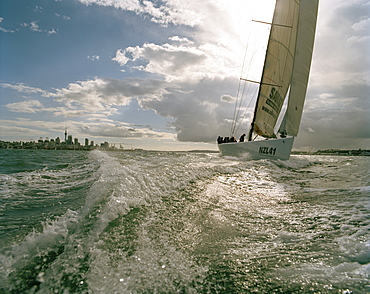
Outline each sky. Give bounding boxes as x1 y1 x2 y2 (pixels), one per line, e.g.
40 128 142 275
0 0 369 151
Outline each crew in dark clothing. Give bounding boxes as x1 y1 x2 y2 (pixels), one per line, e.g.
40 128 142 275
239 133 246 142
217 136 223 144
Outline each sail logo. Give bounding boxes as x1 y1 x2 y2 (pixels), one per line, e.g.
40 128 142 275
269 87 284 108
262 87 283 119
269 87 282 102
262 106 277 119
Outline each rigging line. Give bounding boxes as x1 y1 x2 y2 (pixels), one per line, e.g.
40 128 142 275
232 41 261 136
234 75 253 135
234 42 266 135
230 18 264 136
230 81 242 136
231 80 248 136
233 75 250 132
230 75 243 136
253 134 258 141
231 92 245 136
230 32 251 137
234 85 258 135
232 79 249 136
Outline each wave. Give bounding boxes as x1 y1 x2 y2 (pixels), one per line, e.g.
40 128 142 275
0 150 216 292
1 150 369 293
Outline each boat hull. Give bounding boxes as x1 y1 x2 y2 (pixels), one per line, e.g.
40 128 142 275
218 137 294 160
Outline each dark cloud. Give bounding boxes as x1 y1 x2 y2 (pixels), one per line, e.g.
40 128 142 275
297 81 370 150
79 123 166 139
293 0 370 150
139 77 246 143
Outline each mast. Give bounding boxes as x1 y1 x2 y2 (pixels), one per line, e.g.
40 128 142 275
247 23 276 141
248 0 299 141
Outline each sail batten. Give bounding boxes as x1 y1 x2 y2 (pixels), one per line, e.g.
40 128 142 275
253 20 293 28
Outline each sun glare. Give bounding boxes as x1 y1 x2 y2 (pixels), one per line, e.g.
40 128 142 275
225 0 275 80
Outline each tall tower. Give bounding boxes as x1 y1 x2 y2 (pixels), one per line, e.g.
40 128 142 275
64 127 67 142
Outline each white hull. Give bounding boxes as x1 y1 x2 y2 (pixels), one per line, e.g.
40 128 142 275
218 137 294 160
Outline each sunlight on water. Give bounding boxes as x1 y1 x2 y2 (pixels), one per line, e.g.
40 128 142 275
0 150 369 293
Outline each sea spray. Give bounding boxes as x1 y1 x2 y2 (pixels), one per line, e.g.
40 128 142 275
0 149 369 293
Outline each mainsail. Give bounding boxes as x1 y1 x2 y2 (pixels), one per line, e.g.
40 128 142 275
279 0 319 136
250 0 299 140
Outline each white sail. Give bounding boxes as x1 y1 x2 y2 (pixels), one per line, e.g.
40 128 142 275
218 0 319 160
279 0 319 136
252 0 299 138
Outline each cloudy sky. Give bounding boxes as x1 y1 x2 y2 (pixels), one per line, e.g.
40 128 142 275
1 0 369 151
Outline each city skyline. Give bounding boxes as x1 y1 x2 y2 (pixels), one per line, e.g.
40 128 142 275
0 128 121 150
1 0 369 151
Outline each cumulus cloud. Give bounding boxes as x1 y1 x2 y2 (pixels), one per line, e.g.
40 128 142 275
51 77 170 110
42 74 240 142
47 28 57 35
312 0 370 85
6 100 44 113
168 36 193 44
2 78 172 119
5 100 65 114
351 17 370 32
0 17 14 33
2 0 369 149
29 21 42 32
0 118 61 139
55 13 71 20
113 40 238 83
104 1 277 143
0 124 47 137
221 95 235 103
20 21 58 34
34 6 43 13
297 79 370 150
77 0 203 26
87 55 100 61
0 82 48 96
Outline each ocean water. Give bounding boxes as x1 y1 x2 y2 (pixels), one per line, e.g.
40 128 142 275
0 149 369 294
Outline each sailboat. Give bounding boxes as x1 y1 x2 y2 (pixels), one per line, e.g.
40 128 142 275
218 0 319 160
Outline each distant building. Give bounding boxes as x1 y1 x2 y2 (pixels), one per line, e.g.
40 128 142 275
0 129 126 151
101 141 109 149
